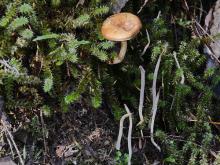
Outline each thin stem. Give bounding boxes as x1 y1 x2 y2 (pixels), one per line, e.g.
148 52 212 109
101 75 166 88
2 122 24 165
109 41 127 64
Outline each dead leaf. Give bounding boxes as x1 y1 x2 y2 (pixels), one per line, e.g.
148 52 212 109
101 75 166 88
87 128 102 142
56 145 65 158
64 144 79 157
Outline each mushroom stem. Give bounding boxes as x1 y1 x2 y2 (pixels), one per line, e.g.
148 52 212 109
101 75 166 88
109 41 127 64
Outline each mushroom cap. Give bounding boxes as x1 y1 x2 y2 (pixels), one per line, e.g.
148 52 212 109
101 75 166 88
101 12 142 41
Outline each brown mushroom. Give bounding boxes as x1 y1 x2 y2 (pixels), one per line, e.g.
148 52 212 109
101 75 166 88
101 12 142 64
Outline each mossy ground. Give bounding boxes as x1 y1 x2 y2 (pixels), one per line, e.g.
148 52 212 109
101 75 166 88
1 0 220 164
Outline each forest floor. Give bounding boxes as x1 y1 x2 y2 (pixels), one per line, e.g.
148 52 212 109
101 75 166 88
1 0 220 165
1 102 119 164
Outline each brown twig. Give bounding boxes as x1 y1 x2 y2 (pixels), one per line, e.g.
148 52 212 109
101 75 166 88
5 133 15 159
40 111 48 164
194 20 220 63
189 119 220 125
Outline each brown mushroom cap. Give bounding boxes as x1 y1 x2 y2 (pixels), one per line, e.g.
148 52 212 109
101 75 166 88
101 12 142 41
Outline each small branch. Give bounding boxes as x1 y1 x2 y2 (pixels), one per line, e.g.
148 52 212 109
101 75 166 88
188 113 220 125
0 59 20 76
137 66 146 126
124 104 133 165
66 62 70 77
188 119 220 125
137 0 149 14
1 121 24 165
173 52 185 84
198 0 203 23
183 0 189 11
5 133 15 159
194 20 220 63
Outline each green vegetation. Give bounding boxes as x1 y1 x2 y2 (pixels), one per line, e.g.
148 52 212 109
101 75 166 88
0 0 220 164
